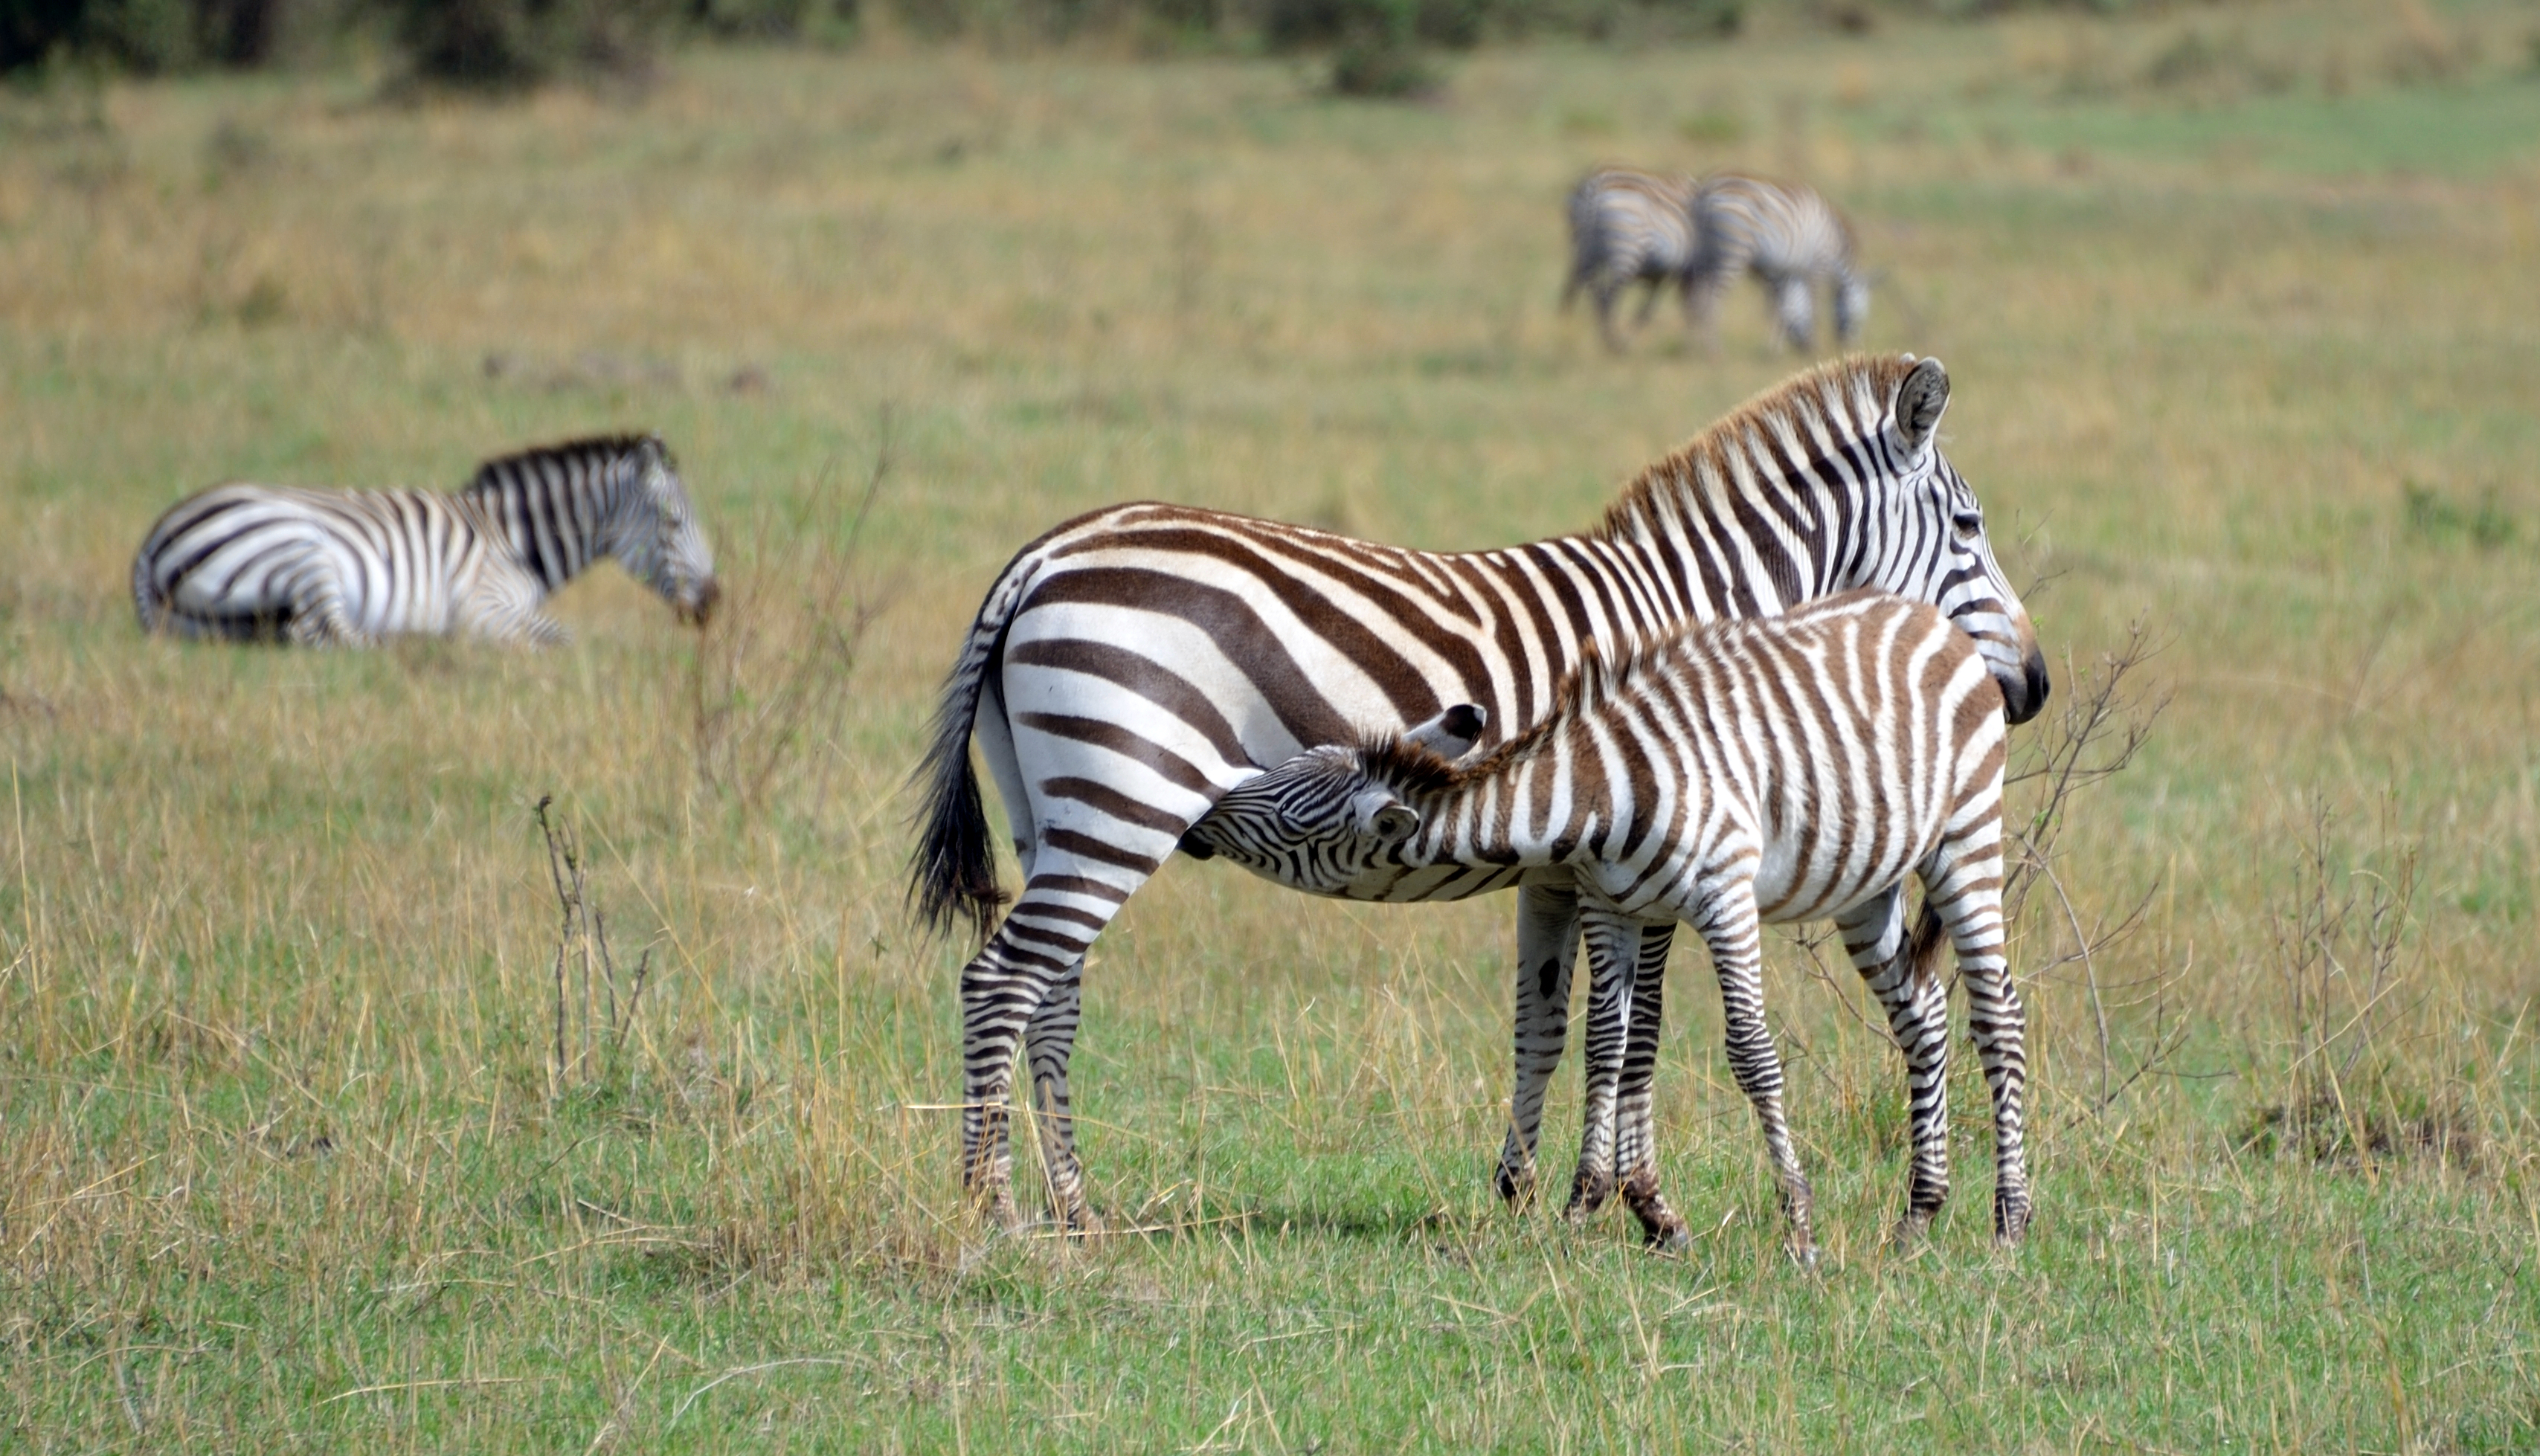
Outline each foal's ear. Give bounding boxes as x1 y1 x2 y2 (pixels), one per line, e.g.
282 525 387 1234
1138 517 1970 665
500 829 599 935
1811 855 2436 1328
1350 787 1421 846
1404 703 1488 761
1891 355 1951 456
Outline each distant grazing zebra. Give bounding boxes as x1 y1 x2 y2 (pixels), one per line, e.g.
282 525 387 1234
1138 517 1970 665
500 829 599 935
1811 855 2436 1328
132 434 718 647
1689 173 1871 353
1185 591 2030 1258
909 354 2048 1235
1560 167 1700 352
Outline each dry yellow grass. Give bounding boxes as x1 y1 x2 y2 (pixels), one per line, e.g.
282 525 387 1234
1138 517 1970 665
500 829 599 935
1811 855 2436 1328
2 0 2537 1446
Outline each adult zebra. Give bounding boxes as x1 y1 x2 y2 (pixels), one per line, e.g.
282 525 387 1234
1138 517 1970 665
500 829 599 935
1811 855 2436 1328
1560 167 1700 353
1186 591 2027 1259
910 354 2048 1233
1688 173 1872 354
132 434 718 647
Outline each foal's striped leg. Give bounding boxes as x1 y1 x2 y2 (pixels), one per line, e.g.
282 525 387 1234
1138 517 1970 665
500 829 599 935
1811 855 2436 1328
1838 886 1953 1242
1699 882 1815 1263
1610 919 1688 1249
1924 826 2028 1242
1566 912 1642 1220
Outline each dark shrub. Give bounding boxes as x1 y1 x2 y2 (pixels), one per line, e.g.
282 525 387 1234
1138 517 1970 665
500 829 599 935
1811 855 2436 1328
1329 33 1433 94
396 0 672 90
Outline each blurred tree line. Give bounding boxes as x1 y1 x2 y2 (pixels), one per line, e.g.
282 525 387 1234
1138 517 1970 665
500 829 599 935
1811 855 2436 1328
0 0 1745 91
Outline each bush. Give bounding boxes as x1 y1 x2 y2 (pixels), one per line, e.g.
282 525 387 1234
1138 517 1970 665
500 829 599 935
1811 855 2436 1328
395 0 674 90
1330 33 1433 93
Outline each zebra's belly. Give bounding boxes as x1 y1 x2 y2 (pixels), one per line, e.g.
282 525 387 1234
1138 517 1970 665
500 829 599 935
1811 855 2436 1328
1748 819 1940 925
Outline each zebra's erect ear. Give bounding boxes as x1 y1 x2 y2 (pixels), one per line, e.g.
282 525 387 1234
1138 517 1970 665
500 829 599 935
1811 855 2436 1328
1404 703 1488 761
1892 356 1951 455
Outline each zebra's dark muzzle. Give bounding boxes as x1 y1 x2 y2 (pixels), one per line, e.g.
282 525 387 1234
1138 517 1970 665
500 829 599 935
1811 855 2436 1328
679 578 721 627
2004 648 2050 726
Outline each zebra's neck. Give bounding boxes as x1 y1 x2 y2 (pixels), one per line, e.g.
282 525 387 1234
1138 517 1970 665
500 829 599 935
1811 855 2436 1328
1584 360 1906 622
460 440 643 593
1384 721 1618 874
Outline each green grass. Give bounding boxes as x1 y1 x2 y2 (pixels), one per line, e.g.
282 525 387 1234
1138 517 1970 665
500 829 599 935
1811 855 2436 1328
4 0 2539 1448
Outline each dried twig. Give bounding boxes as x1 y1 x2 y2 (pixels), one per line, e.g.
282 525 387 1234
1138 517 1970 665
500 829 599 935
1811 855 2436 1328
535 796 655 1095
689 407 896 817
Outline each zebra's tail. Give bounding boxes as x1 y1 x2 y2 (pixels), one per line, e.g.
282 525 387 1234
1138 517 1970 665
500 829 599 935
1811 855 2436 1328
1907 896 1952 989
907 547 1039 946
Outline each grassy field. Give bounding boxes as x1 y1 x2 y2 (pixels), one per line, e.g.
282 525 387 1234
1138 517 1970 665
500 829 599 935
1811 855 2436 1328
4 0 2539 1447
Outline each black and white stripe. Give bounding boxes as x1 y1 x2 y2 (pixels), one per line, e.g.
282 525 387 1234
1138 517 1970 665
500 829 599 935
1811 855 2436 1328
1560 167 1702 352
1189 591 2029 1258
910 354 2048 1233
1690 173 1871 353
132 434 718 647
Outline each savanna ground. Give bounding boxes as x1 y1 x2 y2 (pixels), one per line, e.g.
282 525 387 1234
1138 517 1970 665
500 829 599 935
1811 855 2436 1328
4 1 2539 1447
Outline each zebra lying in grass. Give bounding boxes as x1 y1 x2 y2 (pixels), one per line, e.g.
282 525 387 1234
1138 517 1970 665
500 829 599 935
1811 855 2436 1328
1560 167 1700 352
1689 173 1871 354
132 434 718 647
1185 591 2028 1260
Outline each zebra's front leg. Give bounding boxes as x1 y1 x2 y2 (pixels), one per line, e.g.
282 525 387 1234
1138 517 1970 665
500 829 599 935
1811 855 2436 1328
1023 960 1102 1234
1610 920 1689 1251
1774 274 1818 353
1700 886 1816 1265
1499 880 1581 1206
1838 888 1952 1246
1566 912 1642 1222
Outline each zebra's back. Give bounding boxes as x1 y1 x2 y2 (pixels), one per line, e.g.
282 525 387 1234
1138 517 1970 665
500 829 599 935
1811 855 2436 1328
1693 173 1856 279
133 483 491 642
1567 167 1698 286
1572 592 2004 925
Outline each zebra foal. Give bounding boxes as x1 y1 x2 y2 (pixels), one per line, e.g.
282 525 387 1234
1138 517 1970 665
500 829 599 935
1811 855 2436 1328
132 434 718 647
1560 167 1700 352
1688 173 1871 354
1188 591 2028 1259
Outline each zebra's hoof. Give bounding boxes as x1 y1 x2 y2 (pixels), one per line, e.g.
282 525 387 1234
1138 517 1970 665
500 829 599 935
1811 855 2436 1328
1566 1168 1615 1221
1494 1164 1537 1208
1889 1215 1933 1252
1994 1197 2031 1246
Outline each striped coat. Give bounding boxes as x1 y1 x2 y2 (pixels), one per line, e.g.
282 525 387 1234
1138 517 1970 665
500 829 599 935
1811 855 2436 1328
1689 173 1872 352
910 354 2048 1233
132 434 718 647
1187 592 2028 1257
1560 167 1701 352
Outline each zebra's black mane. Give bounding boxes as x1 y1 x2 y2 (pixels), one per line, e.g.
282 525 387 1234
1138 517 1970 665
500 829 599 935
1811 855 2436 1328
1592 352 1911 545
462 433 669 492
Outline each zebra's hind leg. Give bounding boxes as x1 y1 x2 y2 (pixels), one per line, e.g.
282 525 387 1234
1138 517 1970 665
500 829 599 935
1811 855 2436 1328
1593 282 1629 354
1499 881 1581 1207
1838 886 1952 1246
1566 912 1642 1223
1023 961 1103 1234
1923 834 2028 1243
1699 883 1815 1265
959 872 1130 1233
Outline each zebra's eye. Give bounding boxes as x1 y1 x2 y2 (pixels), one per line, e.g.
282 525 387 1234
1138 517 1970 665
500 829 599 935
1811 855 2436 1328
1952 512 1982 544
